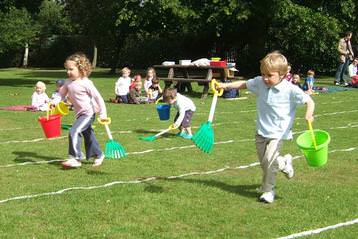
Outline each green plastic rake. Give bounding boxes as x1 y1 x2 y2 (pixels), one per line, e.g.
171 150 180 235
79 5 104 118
192 79 223 153
139 124 175 141
97 117 126 159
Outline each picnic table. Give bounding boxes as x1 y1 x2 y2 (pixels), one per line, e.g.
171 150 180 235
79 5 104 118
153 64 234 98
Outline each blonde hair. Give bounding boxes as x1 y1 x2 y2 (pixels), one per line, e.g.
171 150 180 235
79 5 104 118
146 67 157 80
260 51 288 77
65 52 92 77
163 88 177 102
121 67 131 75
35 81 46 90
292 74 300 83
307 70 315 77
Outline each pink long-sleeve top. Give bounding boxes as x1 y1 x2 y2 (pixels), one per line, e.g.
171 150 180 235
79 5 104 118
60 77 107 119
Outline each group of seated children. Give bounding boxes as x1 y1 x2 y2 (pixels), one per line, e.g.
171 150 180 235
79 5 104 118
112 67 163 104
31 79 65 111
285 67 328 94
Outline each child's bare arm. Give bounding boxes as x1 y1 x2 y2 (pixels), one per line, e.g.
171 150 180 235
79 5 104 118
305 97 315 122
218 80 247 90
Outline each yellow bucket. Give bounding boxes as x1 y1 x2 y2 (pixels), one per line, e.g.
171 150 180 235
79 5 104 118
51 101 69 116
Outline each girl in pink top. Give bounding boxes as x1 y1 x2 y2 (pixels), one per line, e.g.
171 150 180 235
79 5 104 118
60 53 108 168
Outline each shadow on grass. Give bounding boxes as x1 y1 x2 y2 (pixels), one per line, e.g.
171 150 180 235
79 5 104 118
144 183 165 193
183 91 206 99
171 178 261 199
138 176 269 200
12 151 63 163
17 70 116 79
86 168 110 176
134 129 177 139
0 78 52 88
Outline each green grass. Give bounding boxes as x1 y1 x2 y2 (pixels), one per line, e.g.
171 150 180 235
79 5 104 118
0 68 357 238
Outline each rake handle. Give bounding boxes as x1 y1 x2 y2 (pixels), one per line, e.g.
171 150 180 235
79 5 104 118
208 94 218 123
208 79 222 123
104 124 113 140
154 126 173 137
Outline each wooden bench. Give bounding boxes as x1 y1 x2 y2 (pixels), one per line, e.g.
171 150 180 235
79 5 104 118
153 64 231 98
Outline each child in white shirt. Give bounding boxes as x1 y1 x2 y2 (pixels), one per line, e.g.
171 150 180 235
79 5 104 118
163 88 196 139
218 52 315 203
31 81 49 111
115 67 132 103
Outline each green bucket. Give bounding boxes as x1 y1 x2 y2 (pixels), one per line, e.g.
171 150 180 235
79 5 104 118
296 130 331 167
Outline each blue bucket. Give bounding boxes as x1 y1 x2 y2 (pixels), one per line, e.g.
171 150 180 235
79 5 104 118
156 104 171 120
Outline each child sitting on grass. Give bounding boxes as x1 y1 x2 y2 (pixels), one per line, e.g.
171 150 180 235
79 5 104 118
50 79 65 105
130 74 142 90
144 67 157 97
129 80 147 104
31 81 49 111
163 88 196 139
302 70 315 94
292 74 302 89
114 67 132 103
218 51 315 203
148 78 163 102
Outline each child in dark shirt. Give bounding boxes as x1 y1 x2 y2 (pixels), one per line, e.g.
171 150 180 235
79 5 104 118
148 78 163 102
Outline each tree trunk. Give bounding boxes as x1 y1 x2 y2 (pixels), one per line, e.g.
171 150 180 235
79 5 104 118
110 43 121 74
92 44 97 68
22 43 29 68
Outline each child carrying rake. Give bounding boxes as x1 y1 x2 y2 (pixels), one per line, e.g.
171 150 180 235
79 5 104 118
59 52 108 168
217 52 315 203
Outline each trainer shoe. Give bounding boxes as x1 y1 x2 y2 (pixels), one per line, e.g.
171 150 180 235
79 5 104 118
334 82 340 86
259 191 275 203
181 132 192 139
62 158 82 168
342 82 349 87
282 154 294 179
93 154 105 167
177 132 192 139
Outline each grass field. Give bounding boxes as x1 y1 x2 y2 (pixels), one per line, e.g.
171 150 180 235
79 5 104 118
0 68 357 238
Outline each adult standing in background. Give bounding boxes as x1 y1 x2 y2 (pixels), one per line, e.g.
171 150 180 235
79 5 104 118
335 31 354 86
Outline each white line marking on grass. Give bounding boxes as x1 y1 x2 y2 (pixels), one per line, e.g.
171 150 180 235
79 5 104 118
0 140 239 168
1 109 357 141
0 159 64 168
2 119 357 146
277 218 358 239
0 147 356 205
0 162 252 205
0 127 31 131
304 109 358 119
0 136 67 145
0 131 132 145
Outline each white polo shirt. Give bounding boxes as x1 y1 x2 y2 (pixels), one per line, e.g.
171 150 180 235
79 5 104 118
246 76 310 140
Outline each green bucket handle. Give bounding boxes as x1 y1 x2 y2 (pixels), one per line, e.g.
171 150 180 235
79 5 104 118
307 120 318 150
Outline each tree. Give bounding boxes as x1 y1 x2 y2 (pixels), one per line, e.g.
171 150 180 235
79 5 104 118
37 0 73 37
267 0 341 73
0 7 38 66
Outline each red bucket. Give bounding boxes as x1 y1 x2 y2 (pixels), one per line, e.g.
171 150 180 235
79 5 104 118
38 114 62 138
